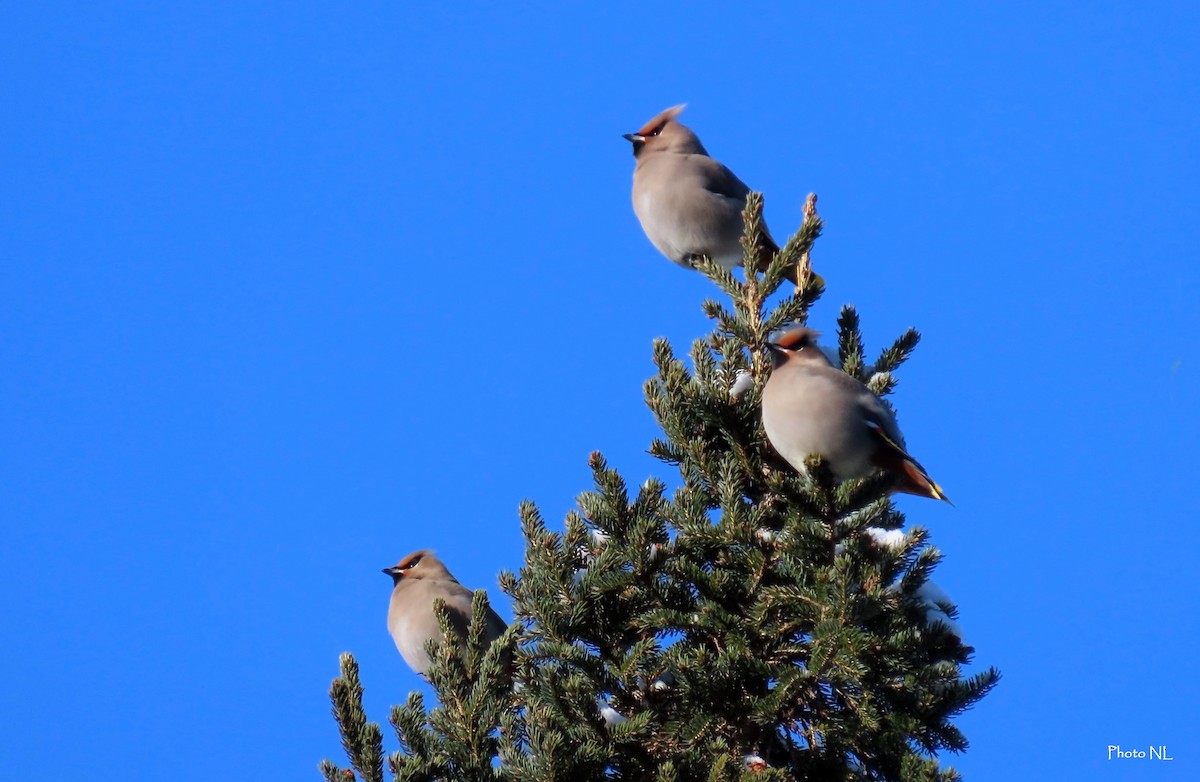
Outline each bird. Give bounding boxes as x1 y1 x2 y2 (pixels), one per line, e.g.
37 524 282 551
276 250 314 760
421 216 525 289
623 104 780 273
383 550 508 680
761 327 950 502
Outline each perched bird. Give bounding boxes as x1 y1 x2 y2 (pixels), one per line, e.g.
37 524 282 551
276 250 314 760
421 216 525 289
383 550 508 680
761 327 950 502
624 104 779 273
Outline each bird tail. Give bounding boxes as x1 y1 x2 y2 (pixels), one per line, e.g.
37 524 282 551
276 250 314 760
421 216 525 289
869 427 952 504
893 459 953 504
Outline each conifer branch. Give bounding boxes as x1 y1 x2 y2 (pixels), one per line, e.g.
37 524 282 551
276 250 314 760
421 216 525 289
325 653 385 782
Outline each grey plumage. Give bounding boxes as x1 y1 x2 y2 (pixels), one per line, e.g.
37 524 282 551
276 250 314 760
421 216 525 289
624 104 778 271
383 550 508 680
761 327 949 502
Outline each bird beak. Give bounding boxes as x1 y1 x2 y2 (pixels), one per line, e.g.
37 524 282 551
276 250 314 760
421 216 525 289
382 567 399 577
622 133 644 143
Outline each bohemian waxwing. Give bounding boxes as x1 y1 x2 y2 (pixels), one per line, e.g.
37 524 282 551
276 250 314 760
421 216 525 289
383 550 508 680
761 327 950 502
624 104 779 273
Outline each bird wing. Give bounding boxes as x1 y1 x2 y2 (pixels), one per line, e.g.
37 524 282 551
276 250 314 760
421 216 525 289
430 586 477 641
856 390 906 448
861 410 951 503
690 154 751 202
690 155 779 259
486 607 509 639
443 589 508 643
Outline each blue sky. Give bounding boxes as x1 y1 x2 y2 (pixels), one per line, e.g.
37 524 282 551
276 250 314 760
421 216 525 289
2 3 1197 780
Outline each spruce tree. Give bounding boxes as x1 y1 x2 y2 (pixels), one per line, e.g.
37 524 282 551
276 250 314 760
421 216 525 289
322 194 999 781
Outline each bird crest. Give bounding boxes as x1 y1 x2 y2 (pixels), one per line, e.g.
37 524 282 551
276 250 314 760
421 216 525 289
634 103 687 137
772 327 820 351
